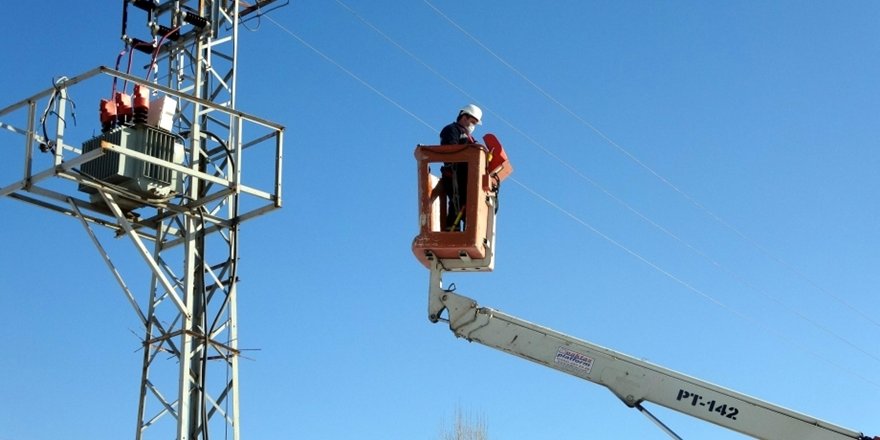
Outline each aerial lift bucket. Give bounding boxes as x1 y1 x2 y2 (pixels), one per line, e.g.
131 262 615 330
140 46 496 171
412 138 512 271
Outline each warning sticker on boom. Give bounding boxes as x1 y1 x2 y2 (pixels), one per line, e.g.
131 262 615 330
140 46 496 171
554 346 594 374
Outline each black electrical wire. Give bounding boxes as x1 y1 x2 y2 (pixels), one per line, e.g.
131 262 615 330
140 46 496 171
121 0 129 40
39 77 77 155
179 130 236 175
196 208 210 440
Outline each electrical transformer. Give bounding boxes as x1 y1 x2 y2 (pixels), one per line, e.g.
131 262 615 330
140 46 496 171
78 124 184 211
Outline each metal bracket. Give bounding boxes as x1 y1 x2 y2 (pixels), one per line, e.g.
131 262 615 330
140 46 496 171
426 260 483 342
427 260 446 323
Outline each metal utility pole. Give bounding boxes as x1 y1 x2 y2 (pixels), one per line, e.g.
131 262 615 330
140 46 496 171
0 1 286 439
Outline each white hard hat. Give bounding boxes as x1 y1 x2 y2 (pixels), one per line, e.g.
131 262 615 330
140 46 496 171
459 104 483 125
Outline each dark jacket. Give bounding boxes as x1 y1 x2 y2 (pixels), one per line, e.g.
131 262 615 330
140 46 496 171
439 121 475 145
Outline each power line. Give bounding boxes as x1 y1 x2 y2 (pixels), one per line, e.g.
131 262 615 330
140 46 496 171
328 0 880 364
508 176 880 388
264 5 880 386
508 172 880 368
263 14 437 133
421 0 880 330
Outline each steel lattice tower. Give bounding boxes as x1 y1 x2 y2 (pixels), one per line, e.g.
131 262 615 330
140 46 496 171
0 1 285 439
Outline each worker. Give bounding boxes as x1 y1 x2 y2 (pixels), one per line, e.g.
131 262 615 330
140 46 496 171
440 104 482 145
438 104 482 231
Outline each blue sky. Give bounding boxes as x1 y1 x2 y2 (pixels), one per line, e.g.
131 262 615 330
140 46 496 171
1 1 878 439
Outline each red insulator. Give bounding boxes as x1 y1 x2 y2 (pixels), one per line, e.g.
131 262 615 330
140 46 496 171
133 85 150 124
100 98 118 132
115 92 133 123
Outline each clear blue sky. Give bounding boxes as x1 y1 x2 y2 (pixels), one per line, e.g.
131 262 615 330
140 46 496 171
1 1 878 439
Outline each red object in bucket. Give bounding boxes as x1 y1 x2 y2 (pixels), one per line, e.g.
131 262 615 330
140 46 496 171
483 133 513 182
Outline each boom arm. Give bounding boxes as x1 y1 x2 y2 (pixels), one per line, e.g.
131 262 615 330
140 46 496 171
427 265 876 440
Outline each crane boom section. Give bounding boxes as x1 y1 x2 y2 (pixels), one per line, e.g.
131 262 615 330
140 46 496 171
436 289 866 440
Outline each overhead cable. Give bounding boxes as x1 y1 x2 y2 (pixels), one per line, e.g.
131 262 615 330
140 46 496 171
264 5 880 387
330 0 880 364
421 0 880 330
